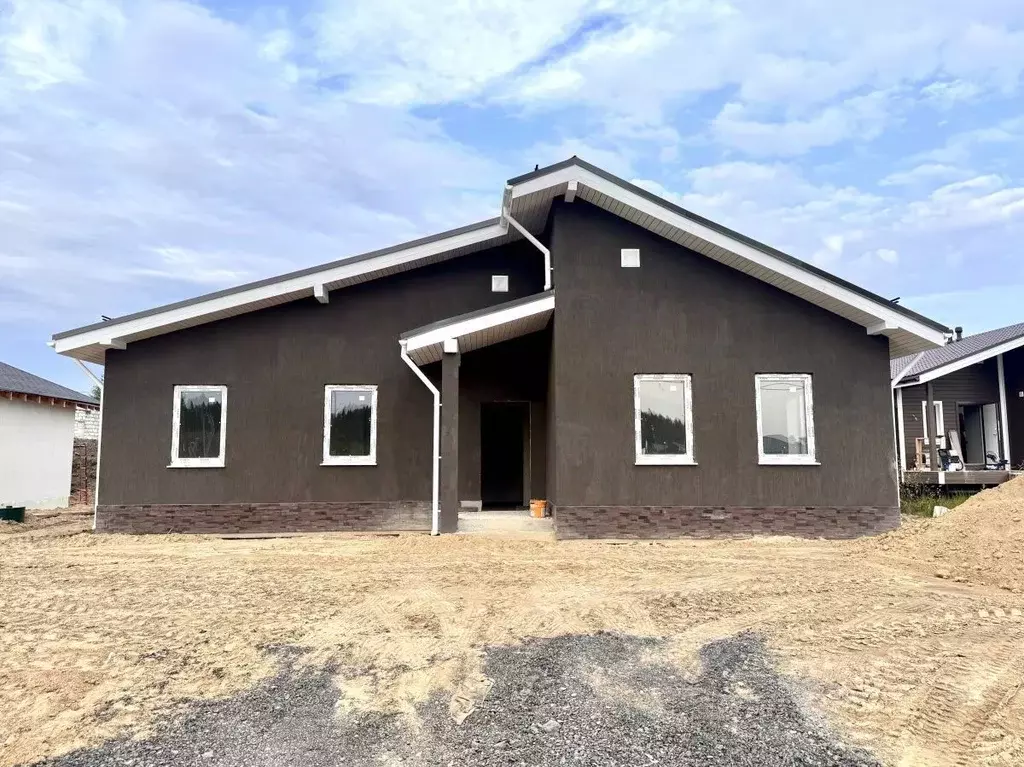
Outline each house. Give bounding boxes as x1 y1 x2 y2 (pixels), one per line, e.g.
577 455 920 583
892 322 1024 485
51 158 948 538
0 362 99 509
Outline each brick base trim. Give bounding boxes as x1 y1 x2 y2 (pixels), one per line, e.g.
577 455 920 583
553 505 899 540
95 502 431 534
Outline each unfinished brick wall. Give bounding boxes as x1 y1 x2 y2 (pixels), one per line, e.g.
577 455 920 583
70 438 98 506
553 505 900 540
94 501 432 534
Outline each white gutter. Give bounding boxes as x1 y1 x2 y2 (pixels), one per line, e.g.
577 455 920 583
400 340 440 535
890 352 923 488
73 358 103 389
501 196 552 289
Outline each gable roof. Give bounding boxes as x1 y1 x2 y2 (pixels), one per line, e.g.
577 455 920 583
892 321 1024 386
0 361 97 406
52 157 948 363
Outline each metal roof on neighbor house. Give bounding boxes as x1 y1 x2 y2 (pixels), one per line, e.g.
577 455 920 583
52 157 949 363
891 321 1024 384
0 361 98 406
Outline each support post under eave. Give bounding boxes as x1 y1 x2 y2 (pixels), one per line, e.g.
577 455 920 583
998 353 1011 463
439 341 461 534
926 382 939 471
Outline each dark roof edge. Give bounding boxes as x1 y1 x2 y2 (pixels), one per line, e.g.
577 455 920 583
904 331 1024 381
400 290 555 340
509 157 950 334
53 217 502 341
0 388 98 407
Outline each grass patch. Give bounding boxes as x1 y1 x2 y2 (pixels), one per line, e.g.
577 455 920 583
900 486 975 517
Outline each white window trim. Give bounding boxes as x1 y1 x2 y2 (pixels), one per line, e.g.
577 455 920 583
921 400 945 447
322 385 378 466
634 374 696 466
169 385 227 468
755 374 818 466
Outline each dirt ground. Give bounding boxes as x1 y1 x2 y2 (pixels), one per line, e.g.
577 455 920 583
3 481 1024 767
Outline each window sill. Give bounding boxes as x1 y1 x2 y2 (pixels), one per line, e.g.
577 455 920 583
635 456 698 466
167 462 225 469
758 458 820 466
321 459 377 467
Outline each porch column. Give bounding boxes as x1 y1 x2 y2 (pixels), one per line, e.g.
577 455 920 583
439 341 460 534
998 354 1011 463
926 382 939 471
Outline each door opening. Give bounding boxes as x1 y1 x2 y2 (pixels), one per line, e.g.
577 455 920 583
480 402 529 510
959 403 1002 465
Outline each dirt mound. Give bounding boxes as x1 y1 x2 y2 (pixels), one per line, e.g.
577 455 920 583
867 476 1024 591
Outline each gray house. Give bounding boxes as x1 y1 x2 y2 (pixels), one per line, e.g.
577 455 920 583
893 322 1024 485
52 158 948 538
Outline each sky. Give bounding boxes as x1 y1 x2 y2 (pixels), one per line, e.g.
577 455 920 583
1 0 1023 391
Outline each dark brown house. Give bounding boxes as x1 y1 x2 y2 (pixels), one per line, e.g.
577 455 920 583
52 158 948 538
892 322 1024 486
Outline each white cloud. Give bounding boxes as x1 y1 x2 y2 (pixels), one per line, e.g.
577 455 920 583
920 79 984 108
879 163 965 187
710 90 898 157
0 0 505 335
901 175 1024 230
873 248 899 264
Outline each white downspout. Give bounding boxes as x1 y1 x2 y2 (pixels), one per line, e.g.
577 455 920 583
400 341 440 535
502 205 552 291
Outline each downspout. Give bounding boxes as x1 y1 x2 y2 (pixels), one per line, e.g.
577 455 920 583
400 340 440 535
501 187 552 290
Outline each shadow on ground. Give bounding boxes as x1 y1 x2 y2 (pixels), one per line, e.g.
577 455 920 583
29 633 879 767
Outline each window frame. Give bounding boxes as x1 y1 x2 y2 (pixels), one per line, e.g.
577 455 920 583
633 374 696 466
169 384 228 469
754 373 818 466
921 400 945 447
322 384 378 466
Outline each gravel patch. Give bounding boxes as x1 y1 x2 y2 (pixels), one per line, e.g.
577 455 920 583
27 633 879 767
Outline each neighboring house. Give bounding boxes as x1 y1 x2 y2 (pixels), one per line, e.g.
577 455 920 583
892 322 1024 484
51 158 948 538
0 362 99 509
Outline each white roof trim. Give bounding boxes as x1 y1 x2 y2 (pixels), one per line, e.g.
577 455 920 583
511 165 946 357
403 294 555 366
896 335 1024 387
53 220 508 362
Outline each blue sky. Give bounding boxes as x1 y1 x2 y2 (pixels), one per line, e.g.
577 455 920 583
2 0 1023 391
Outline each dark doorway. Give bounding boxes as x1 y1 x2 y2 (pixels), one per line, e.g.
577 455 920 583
481 402 529 509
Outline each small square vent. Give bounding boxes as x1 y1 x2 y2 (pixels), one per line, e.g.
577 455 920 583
621 248 640 268
491 274 509 292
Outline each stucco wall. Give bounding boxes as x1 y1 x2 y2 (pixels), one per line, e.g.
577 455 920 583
547 199 898 510
0 398 76 508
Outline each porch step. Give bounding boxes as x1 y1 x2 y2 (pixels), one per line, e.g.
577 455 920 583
457 510 554 539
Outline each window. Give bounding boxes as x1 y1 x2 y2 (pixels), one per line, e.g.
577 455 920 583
170 385 227 468
491 275 509 292
921 400 945 447
323 385 377 465
621 248 640 268
634 374 695 465
755 374 817 465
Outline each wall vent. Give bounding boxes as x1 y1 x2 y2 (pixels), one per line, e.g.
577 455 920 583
491 275 509 292
621 248 640 268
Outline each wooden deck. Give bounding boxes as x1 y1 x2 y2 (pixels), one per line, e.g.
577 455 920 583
902 470 1019 486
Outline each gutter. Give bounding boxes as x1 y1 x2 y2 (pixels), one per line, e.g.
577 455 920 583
501 186 552 290
400 340 440 535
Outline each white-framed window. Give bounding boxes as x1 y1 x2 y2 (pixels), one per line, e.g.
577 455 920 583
170 385 227 468
634 374 696 465
921 400 945 447
323 385 377 465
755 374 817 465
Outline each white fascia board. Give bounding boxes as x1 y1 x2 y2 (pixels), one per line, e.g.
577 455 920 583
896 335 1024 387
512 167 946 351
404 294 555 353
54 222 508 356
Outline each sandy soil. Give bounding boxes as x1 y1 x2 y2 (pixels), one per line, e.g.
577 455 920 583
3 482 1024 767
